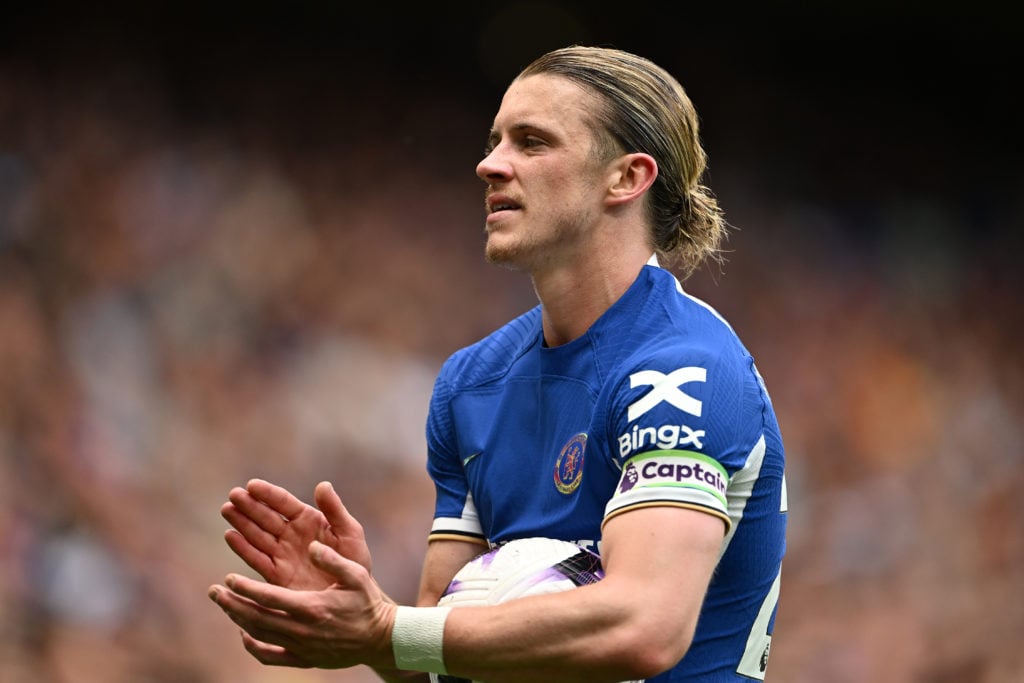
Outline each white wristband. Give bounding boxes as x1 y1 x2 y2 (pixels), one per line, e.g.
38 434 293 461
391 605 452 674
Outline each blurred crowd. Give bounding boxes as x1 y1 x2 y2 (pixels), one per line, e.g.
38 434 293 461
1 25 1022 683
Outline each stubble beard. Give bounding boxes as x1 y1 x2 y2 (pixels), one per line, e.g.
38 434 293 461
483 210 592 273
484 230 529 272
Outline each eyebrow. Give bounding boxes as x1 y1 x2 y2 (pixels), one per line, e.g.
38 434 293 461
486 121 551 147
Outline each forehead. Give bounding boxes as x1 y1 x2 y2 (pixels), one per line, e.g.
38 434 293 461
491 73 599 137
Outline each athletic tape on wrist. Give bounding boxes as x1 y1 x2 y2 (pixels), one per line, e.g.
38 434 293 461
392 605 452 674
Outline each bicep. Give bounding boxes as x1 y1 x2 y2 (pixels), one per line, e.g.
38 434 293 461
600 505 726 640
415 538 488 607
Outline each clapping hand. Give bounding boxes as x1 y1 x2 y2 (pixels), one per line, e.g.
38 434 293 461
221 479 373 590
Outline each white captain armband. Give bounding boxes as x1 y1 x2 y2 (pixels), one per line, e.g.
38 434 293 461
392 605 452 674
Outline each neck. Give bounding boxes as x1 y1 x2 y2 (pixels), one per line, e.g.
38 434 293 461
534 249 654 347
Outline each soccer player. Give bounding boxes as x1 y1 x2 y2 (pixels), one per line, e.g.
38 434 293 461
209 45 788 682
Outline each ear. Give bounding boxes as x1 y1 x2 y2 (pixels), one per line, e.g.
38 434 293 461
605 152 658 207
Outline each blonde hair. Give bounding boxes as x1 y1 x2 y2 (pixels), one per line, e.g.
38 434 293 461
518 46 727 278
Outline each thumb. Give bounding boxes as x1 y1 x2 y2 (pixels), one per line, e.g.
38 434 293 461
308 540 368 586
312 481 374 574
314 481 359 529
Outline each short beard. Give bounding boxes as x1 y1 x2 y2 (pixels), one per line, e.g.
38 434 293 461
484 237 529 272
483 210 592 274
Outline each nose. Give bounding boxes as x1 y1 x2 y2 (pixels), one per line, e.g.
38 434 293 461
476 145 511 183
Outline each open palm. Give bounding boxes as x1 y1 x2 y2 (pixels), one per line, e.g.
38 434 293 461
221 479 373 590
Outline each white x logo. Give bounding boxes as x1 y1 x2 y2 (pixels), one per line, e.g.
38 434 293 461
627 367 707 421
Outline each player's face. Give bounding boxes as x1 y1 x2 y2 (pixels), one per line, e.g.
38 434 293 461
477 74 614 272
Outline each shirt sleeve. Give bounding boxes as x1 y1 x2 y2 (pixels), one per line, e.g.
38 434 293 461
601 347 751 533
425 367 487 545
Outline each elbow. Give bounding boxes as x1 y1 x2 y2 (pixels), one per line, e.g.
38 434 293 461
625 639 692 680
607 619 694 680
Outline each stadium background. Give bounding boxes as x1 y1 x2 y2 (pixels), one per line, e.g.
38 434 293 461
1 3 1021 681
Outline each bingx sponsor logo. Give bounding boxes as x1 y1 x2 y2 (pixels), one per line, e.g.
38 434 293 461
627 367 706 421
617 422 706 458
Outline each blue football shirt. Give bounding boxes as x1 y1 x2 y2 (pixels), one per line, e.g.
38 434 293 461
426 263 787 680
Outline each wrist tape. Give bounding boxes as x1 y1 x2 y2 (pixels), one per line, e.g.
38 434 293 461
392 605 452 674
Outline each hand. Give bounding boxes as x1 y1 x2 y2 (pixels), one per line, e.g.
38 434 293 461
221 479 373 590
209 541 397 670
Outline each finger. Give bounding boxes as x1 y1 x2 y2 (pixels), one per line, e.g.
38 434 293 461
222 500 281 556
209 582 301 647
226 489 289 539
220 573 316 615
224 528 276 579
240 631 312 668
246 479 309 522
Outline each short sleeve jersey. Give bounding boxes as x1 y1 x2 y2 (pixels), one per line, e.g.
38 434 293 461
426 264 787 681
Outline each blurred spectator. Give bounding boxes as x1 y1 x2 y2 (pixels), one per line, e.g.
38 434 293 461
0 11 1021 682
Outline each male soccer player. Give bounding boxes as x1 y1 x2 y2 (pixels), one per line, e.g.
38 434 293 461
209 45 788 682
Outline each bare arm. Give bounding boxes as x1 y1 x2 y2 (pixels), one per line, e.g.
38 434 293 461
416 538 491 606
210 506 723 683
216 479 484 682
373 539 486 682
440 507 724 682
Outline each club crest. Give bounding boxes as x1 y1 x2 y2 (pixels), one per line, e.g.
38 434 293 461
553 432 587 495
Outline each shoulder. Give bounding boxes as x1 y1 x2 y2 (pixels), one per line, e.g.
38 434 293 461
437 305 542 390
598 273 768 450
621 268 752 381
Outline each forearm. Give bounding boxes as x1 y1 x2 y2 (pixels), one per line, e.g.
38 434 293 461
428 511 721 683
371 594 433 683
440 580 674 683
373 542 473 683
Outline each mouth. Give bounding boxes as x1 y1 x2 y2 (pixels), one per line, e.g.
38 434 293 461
485 193 522 216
